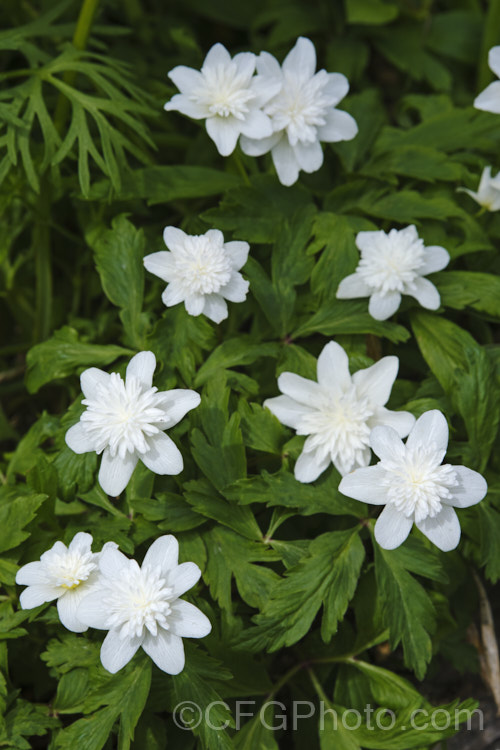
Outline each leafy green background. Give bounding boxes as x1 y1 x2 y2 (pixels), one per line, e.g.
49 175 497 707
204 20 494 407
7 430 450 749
1 0 500 747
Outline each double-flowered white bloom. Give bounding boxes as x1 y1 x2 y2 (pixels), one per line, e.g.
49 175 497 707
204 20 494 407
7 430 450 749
474 46 500 113
65 352 200 496
77 535 211 674
144 227 249 324
165 43 280 156
16 533 116 632
339 411 487 551
240 37 358 186
336 225 450 320
264 341 414 481
459 166 500 211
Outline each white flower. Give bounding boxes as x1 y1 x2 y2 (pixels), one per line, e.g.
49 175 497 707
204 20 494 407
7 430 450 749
474 46 500 113
15 532 117 632
144 227 249 324
339 410 488 551
65 351 200 496
458 166 500 211
77 535 211 674
240 37 358 186
264 341 415 481
164 43 280 156
336 225 450 321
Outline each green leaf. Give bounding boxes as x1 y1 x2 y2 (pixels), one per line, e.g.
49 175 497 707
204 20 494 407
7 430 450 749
478 501 500 583
0 489 47 553
194 338 279 387
184 479 262 541
237 401 287 455
345 0 399 24
293 300 410 343
53 706 118 750
433 271 500 318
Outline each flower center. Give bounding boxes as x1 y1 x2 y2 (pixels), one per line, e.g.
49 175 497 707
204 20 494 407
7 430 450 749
104 563 174 639
265 70 335 146
297 386 374 473
81 373 167 458
358 230 426 295
45 550 96 590
192 63 255 119
172 235 232 295
381 443 458 522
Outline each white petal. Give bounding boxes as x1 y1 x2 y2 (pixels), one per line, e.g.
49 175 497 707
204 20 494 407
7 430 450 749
65 422 94 454
19 584 60 609
143 535 179 574
293 140 324 173
142 630 185 675
80 367 110 400
370 407 415 438
185 294 205 316
323 73 349 103
240 133 281 157
474 81 500 113
220 271 249 302
99 547 130 577
98 449 138 496
370 425 405 461
251 74 282 107
171 562 201 598
57 588 89 633
224 241 250 270
167 65 203 94
233 51 256 80
294 449 330 483
375 505 413 549
336 273 371 299
100 630 143 674
339 466 389 504
164 94 207 119
489 46 500 78
283 37 316 78
156 389 201 428
239 108 273 140
316 341 351 391
406 410 449 453
263 395 311 429
68 532 93 555
447 466 487 508
271 137 300 186
419 246 450 275
202 294 228 323
277 372 322 407
205 228 225 246
352 356 399 407
162 283 186 308
368 292 401 320
143 251 176 282
317 109 358 143
16 561 47 586
256 51 282 78
141 432 183 476
163 226 187 251
205 117 240 157
203 43 231 71
416 506 461 552
126 351 156 389
407 277 441 310
77 590 110 629
356 230 385 253
169 600 212 638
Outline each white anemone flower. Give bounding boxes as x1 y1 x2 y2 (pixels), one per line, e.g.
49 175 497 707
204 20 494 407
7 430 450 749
474 46 500 113
65 351 200 496
164 43 280 156
264 341 415 481
78 535 211 674
240 37 358 186
339 410 488 551
458 166 500 211
336 225 450 321
144 227 249 324
16 532 117 632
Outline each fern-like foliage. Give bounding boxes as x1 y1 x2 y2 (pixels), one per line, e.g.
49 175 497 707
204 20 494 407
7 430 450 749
0 1 157 195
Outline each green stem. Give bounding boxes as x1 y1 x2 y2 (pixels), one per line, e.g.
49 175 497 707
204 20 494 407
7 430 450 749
308 668 330 704
477 0 500 92
232 150 251 186
33 178 52 342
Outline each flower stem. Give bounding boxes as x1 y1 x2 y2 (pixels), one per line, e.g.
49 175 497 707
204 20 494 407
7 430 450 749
33 177 52 342
477 0 500 92
232 150 251 187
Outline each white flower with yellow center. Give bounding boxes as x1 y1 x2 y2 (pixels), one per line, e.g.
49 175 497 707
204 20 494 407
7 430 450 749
336 225 450 320
474 46 500 113
240 37 358 186
65 351 200 496
164 43 280 156
264 341 415 481
459 166 500 211
339 410 488 551
78 535 211 674
144 227 249 324
15 532 116 632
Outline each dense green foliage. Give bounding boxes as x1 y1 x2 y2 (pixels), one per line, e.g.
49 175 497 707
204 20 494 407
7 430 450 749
1 0 500 747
